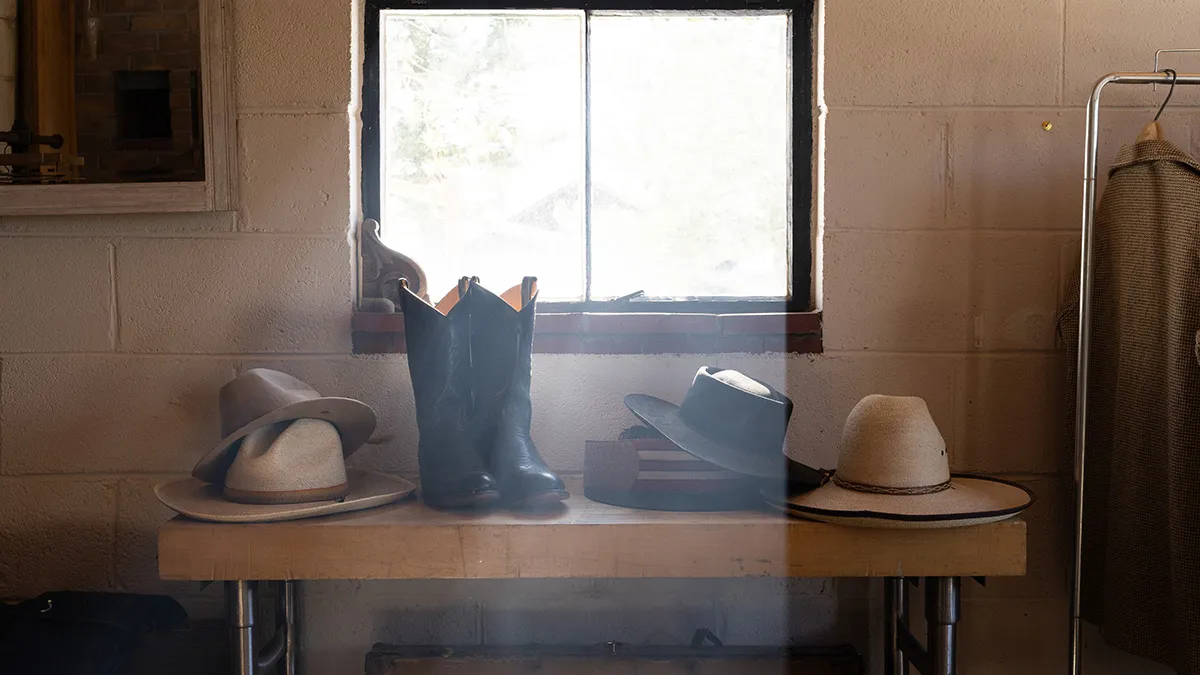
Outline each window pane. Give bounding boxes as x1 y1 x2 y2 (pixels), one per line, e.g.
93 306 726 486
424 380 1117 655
379 12 585 300
589 14 790 299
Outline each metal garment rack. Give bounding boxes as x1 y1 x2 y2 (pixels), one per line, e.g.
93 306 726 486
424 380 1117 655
1071 61 1200 675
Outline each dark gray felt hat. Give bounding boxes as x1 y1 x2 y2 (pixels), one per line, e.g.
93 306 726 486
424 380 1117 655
624 366 822 483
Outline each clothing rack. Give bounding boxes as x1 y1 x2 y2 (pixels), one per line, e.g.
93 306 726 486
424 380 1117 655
1072 68 1200 675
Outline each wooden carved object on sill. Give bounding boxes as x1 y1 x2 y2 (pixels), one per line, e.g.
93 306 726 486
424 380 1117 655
359 218 428 312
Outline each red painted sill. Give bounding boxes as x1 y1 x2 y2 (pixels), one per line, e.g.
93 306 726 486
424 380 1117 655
352 311 822 355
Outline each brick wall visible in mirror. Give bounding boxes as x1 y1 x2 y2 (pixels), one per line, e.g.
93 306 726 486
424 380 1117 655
0 0 236 215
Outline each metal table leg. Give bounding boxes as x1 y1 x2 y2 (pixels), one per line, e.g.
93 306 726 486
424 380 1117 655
886 576 962 675
228 580 298 675
883 577 910 675
925 577 960 675
227 581 255 675
281 580 297 675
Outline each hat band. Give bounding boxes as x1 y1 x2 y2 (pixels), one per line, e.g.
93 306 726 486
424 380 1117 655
831 474 951 496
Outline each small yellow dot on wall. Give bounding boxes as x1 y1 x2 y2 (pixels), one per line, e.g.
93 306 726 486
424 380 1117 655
1042 120 1054 132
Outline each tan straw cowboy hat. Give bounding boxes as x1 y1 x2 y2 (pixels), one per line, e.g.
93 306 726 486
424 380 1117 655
770 395 1032 528
157 417 413 523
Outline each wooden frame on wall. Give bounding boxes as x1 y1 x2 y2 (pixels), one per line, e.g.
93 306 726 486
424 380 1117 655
0 0 237 216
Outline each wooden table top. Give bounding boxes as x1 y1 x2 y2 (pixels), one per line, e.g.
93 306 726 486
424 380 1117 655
158 479 1026 581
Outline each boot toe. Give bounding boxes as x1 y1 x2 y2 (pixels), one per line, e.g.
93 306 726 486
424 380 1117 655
504 469 569 507
460 471 500 495
423 472 501 509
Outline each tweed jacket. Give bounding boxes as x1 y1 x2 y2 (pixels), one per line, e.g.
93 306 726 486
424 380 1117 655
1065 139 1200 675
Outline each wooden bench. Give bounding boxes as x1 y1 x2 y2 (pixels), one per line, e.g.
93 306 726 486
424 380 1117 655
159 479 1026 675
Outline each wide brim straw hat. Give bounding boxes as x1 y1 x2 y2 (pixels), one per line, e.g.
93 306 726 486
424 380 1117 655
776 395 1032 528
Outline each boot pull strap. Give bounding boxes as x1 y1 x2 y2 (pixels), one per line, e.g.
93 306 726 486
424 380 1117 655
399 278 409 290
457 276 472 297
521 276 538 307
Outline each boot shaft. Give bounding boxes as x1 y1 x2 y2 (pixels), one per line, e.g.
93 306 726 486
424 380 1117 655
469 278 538 441
398 278 474 426
400 277 536 430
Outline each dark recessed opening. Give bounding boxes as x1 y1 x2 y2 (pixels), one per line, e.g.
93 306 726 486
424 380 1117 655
114 70 172 140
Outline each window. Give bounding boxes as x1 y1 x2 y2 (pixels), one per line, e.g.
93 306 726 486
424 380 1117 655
363 0 813 312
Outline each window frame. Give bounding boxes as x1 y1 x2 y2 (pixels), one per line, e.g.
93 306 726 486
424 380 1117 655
361 0 815 314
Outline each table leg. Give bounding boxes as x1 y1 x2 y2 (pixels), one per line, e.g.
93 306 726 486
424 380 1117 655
227 581 255 675
883 577 910 675
925 577 960 675
282 580 297 675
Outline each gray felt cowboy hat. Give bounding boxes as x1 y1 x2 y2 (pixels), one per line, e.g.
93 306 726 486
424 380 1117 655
192 369 376 484
624 366 824 485
767 395 1033 529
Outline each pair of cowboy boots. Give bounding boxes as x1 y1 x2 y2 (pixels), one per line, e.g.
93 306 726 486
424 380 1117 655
399 276 567 509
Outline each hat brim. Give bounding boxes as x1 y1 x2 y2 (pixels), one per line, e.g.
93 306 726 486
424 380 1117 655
625 393 793 480
155 469 414 523
192 397 376 483
765 474 1033 529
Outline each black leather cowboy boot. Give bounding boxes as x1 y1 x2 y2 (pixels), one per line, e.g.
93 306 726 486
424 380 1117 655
470 277 568 507
399 278 500 508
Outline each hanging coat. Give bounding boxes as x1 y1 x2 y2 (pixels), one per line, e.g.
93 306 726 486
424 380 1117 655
1064 139 1200 675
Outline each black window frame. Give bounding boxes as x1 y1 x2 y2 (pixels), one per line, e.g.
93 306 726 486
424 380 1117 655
362 0 815 314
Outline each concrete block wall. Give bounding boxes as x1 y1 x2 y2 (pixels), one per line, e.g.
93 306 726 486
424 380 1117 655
0 0 1193 673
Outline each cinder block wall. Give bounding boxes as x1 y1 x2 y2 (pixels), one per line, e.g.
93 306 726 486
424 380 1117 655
0 0 1194 673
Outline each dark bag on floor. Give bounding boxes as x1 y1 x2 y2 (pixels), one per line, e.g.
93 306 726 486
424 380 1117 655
0 592 186 675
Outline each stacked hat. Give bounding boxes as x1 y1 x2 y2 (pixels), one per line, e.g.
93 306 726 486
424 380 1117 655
156 369 413 523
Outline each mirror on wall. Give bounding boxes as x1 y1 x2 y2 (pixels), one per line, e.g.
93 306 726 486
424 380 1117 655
0 0 204 186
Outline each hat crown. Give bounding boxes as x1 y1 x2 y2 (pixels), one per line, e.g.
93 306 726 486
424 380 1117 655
218 369 322 437
837 395 949 490
223 419 349 504
709 369 773 397
677 366 792 460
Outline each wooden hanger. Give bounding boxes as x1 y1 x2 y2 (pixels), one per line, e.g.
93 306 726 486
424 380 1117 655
1137 121 1163 142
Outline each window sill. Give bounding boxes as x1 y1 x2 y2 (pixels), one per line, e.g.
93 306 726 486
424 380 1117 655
351 311 822 355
